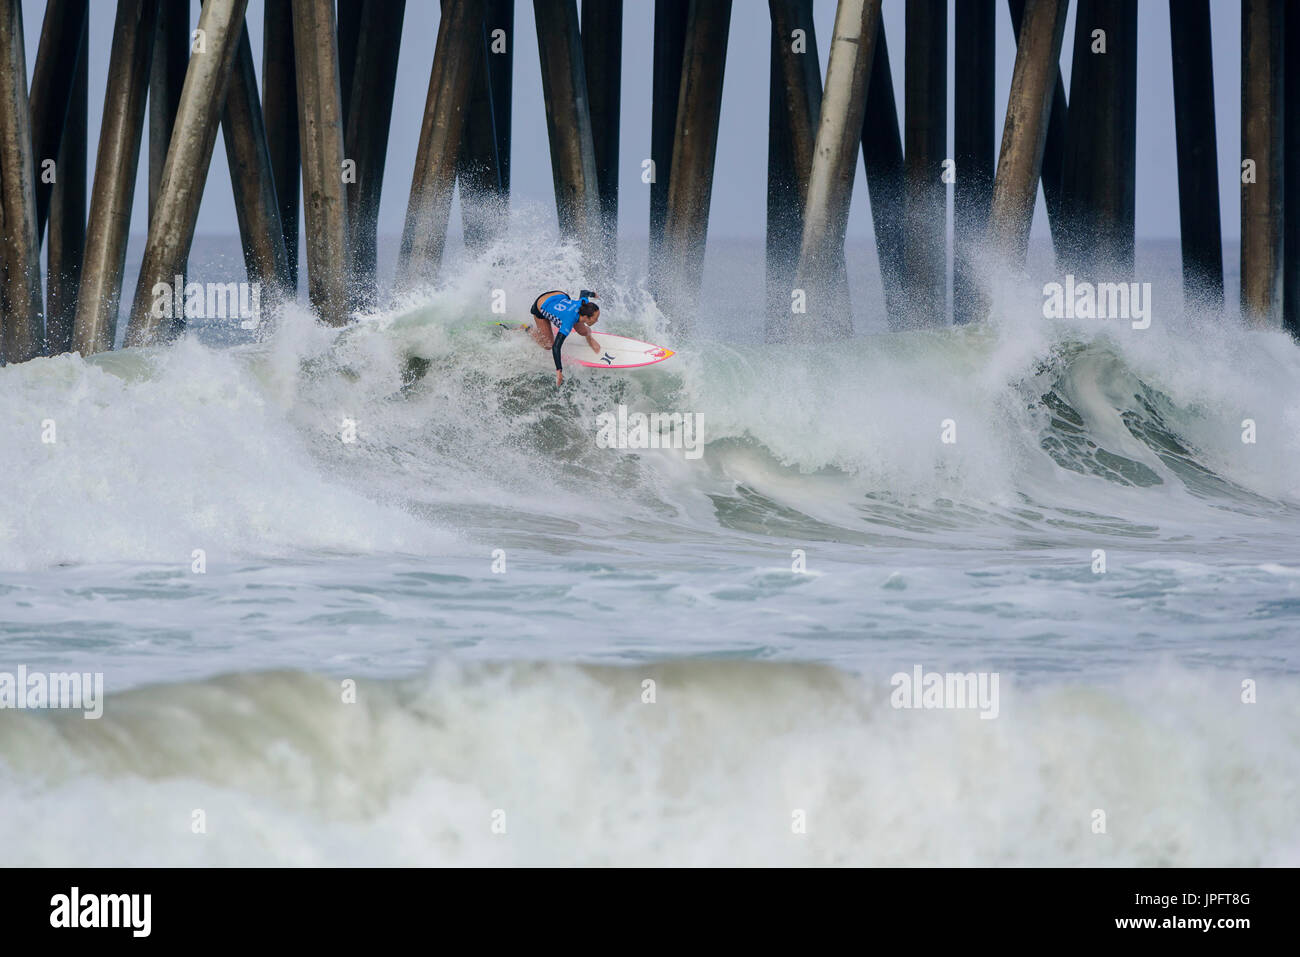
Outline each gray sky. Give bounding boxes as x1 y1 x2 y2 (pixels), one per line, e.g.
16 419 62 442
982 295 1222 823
24 0 1244 243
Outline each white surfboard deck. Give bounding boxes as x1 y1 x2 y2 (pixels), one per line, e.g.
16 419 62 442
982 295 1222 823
561 331 675 369
494 324 675 369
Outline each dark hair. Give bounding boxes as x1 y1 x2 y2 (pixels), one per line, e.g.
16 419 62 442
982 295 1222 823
578 301 599 318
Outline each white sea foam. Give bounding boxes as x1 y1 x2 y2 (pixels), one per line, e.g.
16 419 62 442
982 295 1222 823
0 662 1294 866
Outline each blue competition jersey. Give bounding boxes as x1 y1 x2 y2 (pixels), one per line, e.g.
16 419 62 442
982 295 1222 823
538 293 584 336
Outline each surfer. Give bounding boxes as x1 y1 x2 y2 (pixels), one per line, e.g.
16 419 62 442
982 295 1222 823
524 289 602 385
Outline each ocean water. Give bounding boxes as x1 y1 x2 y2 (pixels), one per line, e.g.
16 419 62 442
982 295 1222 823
1 223 1298 866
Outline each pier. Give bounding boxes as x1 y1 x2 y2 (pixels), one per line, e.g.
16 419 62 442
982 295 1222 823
0 0 1295 364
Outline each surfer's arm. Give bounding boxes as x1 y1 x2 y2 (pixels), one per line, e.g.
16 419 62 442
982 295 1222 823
551 331 567 370
575 322 600 353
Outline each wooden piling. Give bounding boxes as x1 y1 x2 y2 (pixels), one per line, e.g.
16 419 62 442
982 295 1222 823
792 0 881 338
0 0 43 364
458 3 506 253
150 0 189 226
582 0 622 242
486 0 513 195
1061 0 1137 277
28 0 88 244
396 0 482 290
73 0 158 356
903 0 946 326
291 0 351 322
534 0 602 269
766 0 821 341
346 0 405 302
337 0 362 137
986 0 1068 269
659 0 732 320
859 17 905 327
1241 0 1284 327
127 0 249 347
222 22 289 295
263 0 300 289
953 0 995 324
1169 0 1223 308
46 23 87 357
1285 0 1300 336
1008 0 1069 260
650 0 688 283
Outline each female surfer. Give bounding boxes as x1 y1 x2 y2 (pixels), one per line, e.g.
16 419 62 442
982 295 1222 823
524 289 601 386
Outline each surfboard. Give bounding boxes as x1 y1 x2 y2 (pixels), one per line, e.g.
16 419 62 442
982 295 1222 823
561 332 675 369
491 323 675 369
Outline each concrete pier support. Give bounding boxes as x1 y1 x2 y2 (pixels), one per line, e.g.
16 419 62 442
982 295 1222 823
903 0 946 326
73 0 159 356
987 0 1068 269
534 0 602 269
1061 0 1137 277
766 0 821 341
291 0 351 323
1240 0 1284 327
46 22 87 356
1169 0 1223 308
346 0 405 303
263 0 300 290
397 0 482 290
659 0 733 323
28 0 88 243
127 0 250 346
792 0 882 339
953 0 995 324
0 0 43 363
222 23 289 296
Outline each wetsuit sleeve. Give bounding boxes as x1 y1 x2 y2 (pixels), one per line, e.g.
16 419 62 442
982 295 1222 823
552 331 567 370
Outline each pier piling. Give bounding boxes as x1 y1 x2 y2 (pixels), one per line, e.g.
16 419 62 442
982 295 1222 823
582 0 622 245
127 0 249 347
28 0 88 244
346 0 405 303
903 0 947 326
859 18 905 327
1061 0 1137 277
987 0 1068 269
1007 0 1070 260
150 0 188 227
0 0 42 364
222 21 289 298
46 21 87 356
766 0 821 341
291 0 351 323
953 0 995 325
659 0 732 323
263 0 300 291
73 0 159 357
792 0 881 339
649 0 688 289
534 0 602 270
397 0 482 291
1170 0 1224 307
1240 0 1283 327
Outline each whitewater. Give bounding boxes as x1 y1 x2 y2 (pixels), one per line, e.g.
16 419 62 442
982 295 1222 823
1 225 1298 866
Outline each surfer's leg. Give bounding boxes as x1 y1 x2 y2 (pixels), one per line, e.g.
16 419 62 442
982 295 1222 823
528 316 554 349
